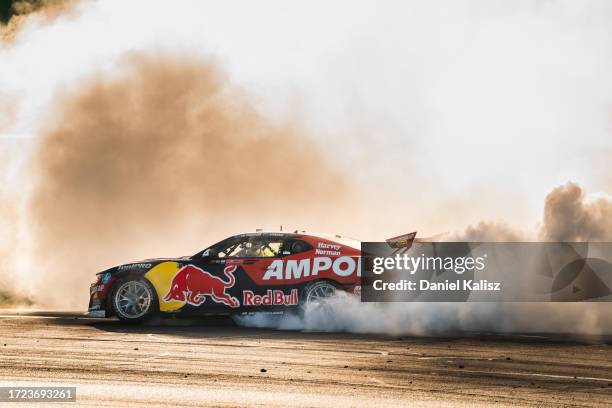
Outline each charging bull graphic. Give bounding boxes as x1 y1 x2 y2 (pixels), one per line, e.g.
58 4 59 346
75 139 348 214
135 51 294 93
163 264 240 308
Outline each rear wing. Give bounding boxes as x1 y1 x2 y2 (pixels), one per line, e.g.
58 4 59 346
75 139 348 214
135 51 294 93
386 232 417 249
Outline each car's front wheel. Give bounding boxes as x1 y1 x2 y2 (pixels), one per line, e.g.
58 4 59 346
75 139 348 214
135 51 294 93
111 277 158 323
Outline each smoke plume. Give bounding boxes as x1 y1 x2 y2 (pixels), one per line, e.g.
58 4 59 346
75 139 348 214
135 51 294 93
539 182 612 241
448 221 528 242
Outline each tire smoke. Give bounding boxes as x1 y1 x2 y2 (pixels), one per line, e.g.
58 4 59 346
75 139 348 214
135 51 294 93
235 294 612 336
238 183 612 336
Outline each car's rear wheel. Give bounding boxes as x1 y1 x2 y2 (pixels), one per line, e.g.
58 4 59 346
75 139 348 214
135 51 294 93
111 277 158 323
300 280 341 314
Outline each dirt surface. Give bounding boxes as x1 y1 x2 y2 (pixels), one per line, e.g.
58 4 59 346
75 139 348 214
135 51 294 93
0 310 611 407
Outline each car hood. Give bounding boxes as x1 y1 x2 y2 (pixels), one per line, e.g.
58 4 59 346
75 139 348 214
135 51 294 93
139 256 192 263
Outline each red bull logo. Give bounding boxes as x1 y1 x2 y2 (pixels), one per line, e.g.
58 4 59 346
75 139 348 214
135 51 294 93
242 289 298 306
163 264 239 308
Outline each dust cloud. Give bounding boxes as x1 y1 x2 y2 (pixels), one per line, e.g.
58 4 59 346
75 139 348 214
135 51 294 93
2 0 352 307
0 181 26 306
24 53 348 307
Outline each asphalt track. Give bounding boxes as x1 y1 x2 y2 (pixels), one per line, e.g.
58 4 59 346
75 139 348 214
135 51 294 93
0 310 610 407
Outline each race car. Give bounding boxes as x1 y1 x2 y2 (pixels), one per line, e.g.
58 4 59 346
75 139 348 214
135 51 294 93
87 231 364 323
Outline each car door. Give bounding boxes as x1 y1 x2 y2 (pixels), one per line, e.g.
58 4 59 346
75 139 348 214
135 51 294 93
238 237 314 309
180 235 283 313
222 236 288 310
175 236 250 314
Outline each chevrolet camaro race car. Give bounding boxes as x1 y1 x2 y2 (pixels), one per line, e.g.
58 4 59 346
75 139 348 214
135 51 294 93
87 232 367 323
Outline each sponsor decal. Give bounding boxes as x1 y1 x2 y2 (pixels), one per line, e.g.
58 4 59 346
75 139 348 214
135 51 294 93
315 242 342 256
101 273 112 284
317 242 342 251
163 264 239 308
262 256 361 280
118 263 152 271
90 284 104 295
315 249 341 256
242 289 298 306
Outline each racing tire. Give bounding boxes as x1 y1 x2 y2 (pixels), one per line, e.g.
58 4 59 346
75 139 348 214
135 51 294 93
299 280 342 315
110 277 158 324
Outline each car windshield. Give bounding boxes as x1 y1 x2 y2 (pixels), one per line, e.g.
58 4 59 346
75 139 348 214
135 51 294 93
226 239 281 258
